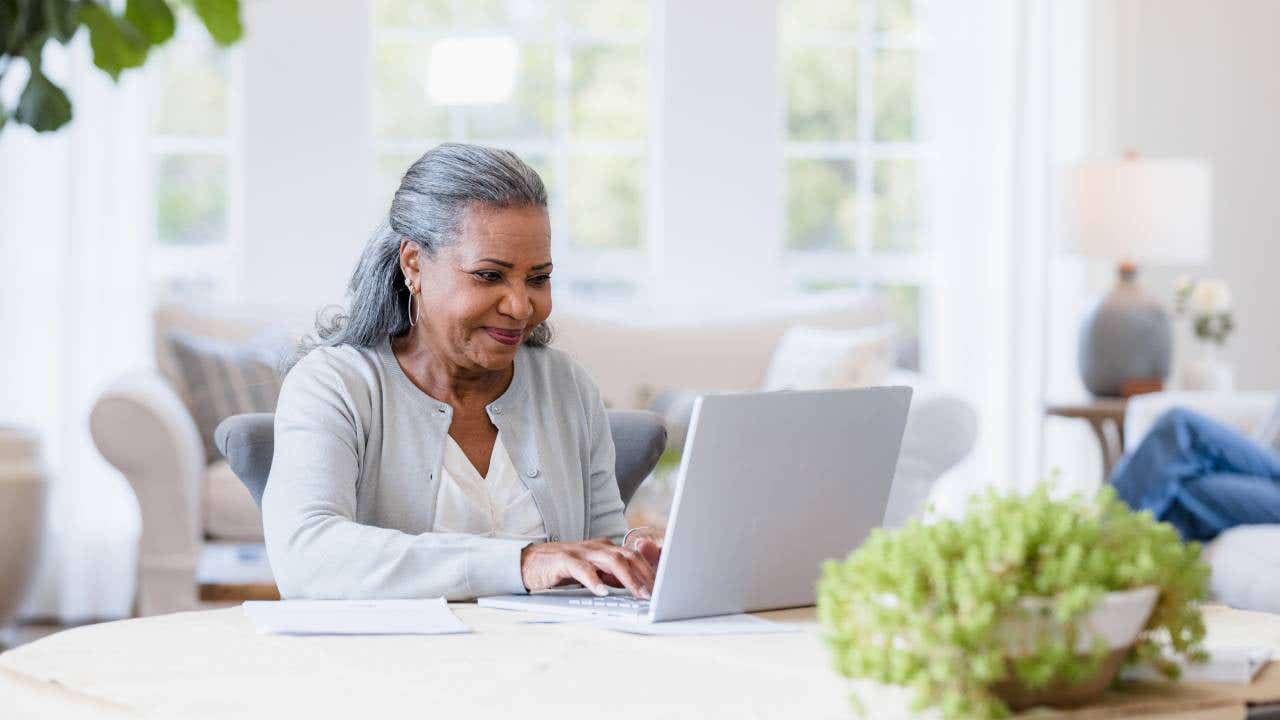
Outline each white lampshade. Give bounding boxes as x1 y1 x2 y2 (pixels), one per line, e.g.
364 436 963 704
426 37 518 106
1063 157 1212 265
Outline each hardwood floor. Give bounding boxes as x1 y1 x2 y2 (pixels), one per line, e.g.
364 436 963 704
1 600 248 652
1 621 78 652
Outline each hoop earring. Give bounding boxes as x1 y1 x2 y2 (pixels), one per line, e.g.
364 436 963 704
406 290 422 327
404 278 420 328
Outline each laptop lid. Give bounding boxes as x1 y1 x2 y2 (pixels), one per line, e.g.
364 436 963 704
647 386 912 622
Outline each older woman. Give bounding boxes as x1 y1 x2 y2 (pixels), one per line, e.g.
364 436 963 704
263 144 661 601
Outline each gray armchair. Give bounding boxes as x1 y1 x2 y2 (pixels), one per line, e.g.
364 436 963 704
214 410 668 510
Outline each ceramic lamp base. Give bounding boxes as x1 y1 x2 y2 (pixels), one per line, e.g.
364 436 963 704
1078 265 1171 397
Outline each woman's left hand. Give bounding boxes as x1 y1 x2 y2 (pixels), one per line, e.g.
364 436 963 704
623 526 663 569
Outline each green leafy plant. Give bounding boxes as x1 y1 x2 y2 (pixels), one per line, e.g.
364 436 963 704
817 484 1210 719
0 0 242 133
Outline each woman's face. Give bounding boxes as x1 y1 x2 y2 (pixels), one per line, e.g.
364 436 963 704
406 203 553 372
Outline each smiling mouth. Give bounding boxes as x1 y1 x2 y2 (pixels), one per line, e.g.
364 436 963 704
485 327 523 346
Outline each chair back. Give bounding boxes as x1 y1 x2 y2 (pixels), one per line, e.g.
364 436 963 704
214 410 666 509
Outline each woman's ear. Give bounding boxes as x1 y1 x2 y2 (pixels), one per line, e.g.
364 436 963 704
399 239 420 290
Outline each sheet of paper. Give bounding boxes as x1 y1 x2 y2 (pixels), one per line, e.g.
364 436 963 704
596 613 802 636
1124 645 1273 685
242 598 470 636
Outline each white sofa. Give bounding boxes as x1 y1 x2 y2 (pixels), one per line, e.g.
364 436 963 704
1124 390 1280 613
91 295 979 615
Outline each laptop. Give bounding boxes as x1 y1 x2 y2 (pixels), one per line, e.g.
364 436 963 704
478 385 912 622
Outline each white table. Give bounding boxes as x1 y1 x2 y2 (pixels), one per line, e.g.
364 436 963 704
0 605 847 719
6 603 1280 719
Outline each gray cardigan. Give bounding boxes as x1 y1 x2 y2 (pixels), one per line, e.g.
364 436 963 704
261 336 628 601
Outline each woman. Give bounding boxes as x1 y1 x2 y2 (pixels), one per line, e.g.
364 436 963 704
263 143 661 601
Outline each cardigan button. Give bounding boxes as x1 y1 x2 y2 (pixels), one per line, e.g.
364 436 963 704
526 468 539 478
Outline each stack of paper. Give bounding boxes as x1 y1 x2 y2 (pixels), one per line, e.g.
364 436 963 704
1125 645 1273 685
242 598 470 636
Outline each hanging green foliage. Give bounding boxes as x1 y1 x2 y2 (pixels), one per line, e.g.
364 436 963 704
0 0 242 133
817 484 1210 719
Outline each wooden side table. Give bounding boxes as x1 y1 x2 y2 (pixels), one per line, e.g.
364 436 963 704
1045 398 1130 481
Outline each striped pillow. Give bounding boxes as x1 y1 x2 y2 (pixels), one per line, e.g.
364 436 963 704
168 332 285 465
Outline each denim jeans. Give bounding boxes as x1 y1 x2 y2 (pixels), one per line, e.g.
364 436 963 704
1109 407 1280 541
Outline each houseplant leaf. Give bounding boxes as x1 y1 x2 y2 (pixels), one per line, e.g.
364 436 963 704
190 0 239 45
2 1 21 52
78 2 150 80
42 0 77 43
125 0 175 45
15 63 72 131
6 0 47 55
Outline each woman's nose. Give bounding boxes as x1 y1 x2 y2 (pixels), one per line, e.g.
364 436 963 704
501 287 534 321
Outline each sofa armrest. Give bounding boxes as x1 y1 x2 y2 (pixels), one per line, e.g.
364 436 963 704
882 370 979 527
1124 391 1278 448
89 371 205 616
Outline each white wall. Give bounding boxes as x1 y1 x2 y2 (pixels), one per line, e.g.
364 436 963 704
1096 0 1280 391
653 0 783 304
239 0 373 309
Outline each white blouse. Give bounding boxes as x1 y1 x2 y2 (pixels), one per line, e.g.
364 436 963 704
430 433 548 543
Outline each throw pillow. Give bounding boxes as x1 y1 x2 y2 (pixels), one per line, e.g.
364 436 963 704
762 324 897 391
168 331 286 465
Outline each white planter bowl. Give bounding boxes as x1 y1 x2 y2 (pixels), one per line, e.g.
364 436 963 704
847 586 1160 717
995 586 1159 710
1001 586 1159 656
0 426 48 634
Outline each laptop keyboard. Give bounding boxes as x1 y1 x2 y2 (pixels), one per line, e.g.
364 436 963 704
566 596 650 610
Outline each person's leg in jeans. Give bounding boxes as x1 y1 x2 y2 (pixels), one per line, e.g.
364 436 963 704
1109 407 1280 541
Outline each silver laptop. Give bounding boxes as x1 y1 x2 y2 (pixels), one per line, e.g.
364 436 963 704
478 386 912 622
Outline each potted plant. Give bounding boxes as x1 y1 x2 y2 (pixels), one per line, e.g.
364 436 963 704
817 484 1209 719
0 426 47 645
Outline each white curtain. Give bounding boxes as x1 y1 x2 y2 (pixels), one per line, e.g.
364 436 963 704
1039 0 1131 495
924 0 1094 512
1 39 150 621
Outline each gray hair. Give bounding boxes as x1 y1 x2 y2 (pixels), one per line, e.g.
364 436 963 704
286 143 551 374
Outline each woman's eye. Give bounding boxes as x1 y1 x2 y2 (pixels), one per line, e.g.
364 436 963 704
474 271 502 283
528 274 551 287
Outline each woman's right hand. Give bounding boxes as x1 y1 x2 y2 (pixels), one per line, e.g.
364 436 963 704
520 538 654 599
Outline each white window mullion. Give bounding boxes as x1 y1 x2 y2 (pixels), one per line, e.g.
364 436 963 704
148 137 232 155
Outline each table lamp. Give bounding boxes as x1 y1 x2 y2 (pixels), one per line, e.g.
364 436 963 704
1063 153 1211 397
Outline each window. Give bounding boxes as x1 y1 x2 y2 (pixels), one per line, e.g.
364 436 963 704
370 0 652 300
782 0 932 370
145 14 241 302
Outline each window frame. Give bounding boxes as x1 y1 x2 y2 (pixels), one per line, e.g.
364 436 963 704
143 25 246 304
780 0 936 372
368 1 657 301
